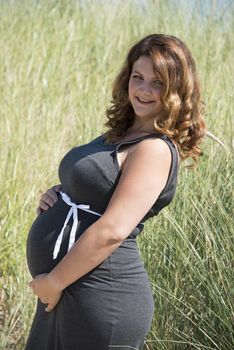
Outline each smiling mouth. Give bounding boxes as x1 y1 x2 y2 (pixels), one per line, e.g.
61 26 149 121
135 96 155 104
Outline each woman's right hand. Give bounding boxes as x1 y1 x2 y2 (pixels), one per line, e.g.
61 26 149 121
36 184 61 216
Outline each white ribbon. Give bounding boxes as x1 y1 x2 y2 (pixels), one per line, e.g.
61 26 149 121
53 191 101 260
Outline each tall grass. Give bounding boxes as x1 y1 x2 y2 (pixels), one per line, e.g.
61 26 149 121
0 0 233 349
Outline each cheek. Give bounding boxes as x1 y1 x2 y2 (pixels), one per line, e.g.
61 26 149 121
153 86 163 98
128 80 138 97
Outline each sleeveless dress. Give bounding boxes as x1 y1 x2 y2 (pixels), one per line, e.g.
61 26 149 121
25 133 179 350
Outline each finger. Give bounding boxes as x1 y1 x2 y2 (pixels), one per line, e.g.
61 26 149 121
36 207 42 216
38 185 61 209
47 188 59 203
39 193 56 208
54 184 61 193
45 303 55 312
38 199 50 211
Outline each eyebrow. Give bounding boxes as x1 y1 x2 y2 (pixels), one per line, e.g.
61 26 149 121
132 70 159 79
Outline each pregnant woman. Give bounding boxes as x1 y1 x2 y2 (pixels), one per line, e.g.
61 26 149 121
25 34 205 350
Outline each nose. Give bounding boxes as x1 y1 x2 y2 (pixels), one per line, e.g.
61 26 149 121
138 82 153 96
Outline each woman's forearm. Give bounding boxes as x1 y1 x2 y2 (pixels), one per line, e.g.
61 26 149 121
48 219 124 290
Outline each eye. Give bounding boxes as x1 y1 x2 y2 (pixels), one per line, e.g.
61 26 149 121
153 80 163 86
132 74 143 80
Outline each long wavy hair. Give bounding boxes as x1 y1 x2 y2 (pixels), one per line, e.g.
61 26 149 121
104 34 206 167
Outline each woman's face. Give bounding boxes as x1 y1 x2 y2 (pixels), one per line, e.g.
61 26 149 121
128 55 163 121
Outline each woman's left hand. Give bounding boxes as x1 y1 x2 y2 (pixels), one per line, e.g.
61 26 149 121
29 273 63 312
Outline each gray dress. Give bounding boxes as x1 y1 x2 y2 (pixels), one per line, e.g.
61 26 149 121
25 133 179 350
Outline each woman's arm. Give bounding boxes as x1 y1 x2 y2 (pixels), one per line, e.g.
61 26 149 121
30 138 171 311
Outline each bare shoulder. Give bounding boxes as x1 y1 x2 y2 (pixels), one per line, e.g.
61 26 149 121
125 137 172 170
136 137 171 154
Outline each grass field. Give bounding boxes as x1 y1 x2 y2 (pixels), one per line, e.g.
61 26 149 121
0 0 233 349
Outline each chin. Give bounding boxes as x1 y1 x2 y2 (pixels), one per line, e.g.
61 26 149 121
134 111 156 119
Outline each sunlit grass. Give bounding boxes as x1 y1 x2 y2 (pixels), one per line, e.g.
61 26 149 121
0 0 233 349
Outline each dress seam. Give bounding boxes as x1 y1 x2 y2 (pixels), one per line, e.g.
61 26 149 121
108 255 115 346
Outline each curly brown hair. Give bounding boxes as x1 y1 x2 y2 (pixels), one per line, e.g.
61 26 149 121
104 34 206 167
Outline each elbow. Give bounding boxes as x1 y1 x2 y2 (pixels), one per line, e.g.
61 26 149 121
105 226 127 245
94 219 128 245
108 230 126 245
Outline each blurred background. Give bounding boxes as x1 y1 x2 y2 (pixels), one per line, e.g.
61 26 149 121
0 0 233 349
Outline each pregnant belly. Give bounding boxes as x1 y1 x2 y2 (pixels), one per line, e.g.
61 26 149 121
26 197 70 277
26 196 100 278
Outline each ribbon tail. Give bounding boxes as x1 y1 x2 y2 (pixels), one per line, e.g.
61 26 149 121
67 205 78 252
53 207 73 260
